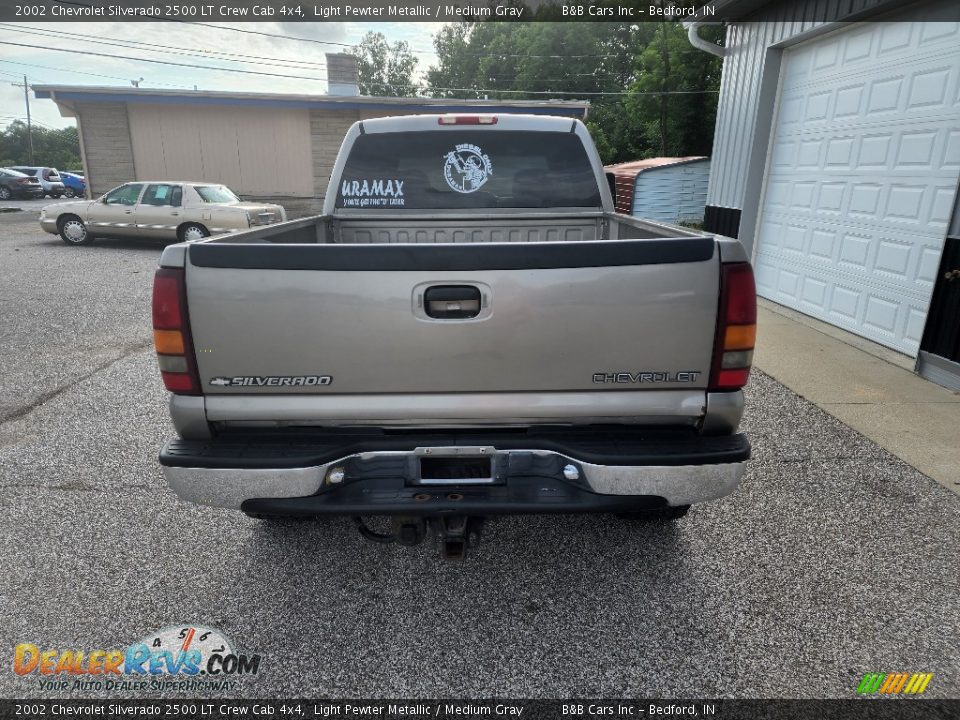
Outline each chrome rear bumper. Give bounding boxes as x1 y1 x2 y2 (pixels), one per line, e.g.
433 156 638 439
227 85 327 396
161 433 748 512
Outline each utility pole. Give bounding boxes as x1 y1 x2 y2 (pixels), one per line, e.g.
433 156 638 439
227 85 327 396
9 75 34 164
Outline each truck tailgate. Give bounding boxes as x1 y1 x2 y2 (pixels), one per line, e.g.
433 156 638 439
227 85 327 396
184 238 718 397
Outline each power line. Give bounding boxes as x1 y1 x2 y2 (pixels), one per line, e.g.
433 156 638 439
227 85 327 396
0 40 331 84
0 115 58 130
0 24 331 75
0 59 186 88
179 20 359 51
0 41 718 99
174 20 636 59
1 25 640 84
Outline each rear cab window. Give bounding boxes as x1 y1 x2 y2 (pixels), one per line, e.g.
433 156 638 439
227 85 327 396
335 130 602 210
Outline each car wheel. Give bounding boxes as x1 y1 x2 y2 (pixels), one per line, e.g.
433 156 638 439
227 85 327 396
178 222 209 242
58 215 94 246
50 193 62 199
0 186 11 201
615 505 690 522
63 188 76 198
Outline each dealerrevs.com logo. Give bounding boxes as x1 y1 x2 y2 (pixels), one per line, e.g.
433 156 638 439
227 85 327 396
13 625 261 692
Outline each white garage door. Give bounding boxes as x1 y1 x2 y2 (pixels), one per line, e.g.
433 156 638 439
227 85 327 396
754 15 960 356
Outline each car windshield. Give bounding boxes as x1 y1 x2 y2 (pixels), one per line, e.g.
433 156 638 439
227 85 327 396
195 185 240 203
2 169 28 178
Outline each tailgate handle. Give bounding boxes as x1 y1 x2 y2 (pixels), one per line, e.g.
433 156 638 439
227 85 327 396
424 285 482 319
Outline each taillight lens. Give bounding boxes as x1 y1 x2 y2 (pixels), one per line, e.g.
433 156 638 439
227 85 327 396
152 267 200 394
709 262 757 391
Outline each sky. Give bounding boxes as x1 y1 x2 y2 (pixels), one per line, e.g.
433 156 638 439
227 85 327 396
0 21 445 130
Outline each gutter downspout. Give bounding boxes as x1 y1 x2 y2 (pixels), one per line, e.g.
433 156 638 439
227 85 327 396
686 22 726 57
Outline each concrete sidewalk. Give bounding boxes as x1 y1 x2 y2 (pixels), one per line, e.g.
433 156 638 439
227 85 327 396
753 299 960 496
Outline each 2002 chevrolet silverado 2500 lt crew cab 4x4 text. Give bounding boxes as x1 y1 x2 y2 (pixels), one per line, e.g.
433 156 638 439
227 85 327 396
153 114 755 559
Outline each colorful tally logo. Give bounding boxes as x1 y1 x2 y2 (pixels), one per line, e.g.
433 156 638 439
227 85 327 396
857 673 933 695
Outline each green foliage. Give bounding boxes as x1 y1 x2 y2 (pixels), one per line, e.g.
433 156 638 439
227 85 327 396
0 120 81 169
354 31 419 96
627 22 723 158
427 21 723 165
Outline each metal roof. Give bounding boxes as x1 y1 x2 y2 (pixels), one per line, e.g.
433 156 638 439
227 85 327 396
32 85 590 118
604 157 708 179
604 157 710 215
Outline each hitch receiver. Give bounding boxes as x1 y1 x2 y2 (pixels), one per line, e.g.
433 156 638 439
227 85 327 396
352 515 484 560
431 515 484 561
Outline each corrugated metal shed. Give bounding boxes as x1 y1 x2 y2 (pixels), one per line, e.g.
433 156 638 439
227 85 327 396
605 157 710 221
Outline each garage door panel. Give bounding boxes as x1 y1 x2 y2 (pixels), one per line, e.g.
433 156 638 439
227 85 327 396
755 249 934 354
758 233 940 298
761 176 956 242
784 17 958 91
773 124 959 177
756 17 959 356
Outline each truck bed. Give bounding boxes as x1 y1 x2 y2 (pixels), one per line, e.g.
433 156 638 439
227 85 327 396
202 210 689 246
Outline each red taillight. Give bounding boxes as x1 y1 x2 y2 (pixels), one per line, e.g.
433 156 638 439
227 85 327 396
152 267 200 395
709 263 757 392
438 115 498 125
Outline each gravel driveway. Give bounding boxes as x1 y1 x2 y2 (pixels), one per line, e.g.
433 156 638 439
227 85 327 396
1 213 957 699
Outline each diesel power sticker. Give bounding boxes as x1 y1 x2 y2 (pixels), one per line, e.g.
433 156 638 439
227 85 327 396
443 144 493 193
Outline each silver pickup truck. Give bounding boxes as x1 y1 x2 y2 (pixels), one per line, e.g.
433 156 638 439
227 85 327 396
154 114 755 559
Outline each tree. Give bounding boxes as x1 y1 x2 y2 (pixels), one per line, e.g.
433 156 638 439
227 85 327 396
353 31 419 96
0 121 81 169
426 21 723 165
627 22 723 158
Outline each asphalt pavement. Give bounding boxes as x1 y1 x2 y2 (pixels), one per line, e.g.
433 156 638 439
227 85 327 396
0 212 957 699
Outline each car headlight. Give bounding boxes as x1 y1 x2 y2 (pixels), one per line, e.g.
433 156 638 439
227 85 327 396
40 208 46 219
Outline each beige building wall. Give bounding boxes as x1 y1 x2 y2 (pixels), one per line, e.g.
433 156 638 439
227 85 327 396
72 98 451 209
127 104 314 197
310 107 420 200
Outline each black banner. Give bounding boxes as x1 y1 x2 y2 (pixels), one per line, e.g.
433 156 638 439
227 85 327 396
2 700 959 720
2 0 735 23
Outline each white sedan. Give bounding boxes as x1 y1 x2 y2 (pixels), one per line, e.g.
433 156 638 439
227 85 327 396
40 181 286 246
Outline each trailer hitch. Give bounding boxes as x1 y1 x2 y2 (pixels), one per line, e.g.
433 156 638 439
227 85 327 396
352 515 484 561
432 515 484 561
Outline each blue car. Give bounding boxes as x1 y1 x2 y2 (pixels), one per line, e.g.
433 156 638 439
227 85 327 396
60 171 86 198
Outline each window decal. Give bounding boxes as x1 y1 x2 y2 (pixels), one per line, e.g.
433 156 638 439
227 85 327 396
339 178 406 208
443 144 493 194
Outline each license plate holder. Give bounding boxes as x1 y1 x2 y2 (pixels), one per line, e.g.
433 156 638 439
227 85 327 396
414 446 497 485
